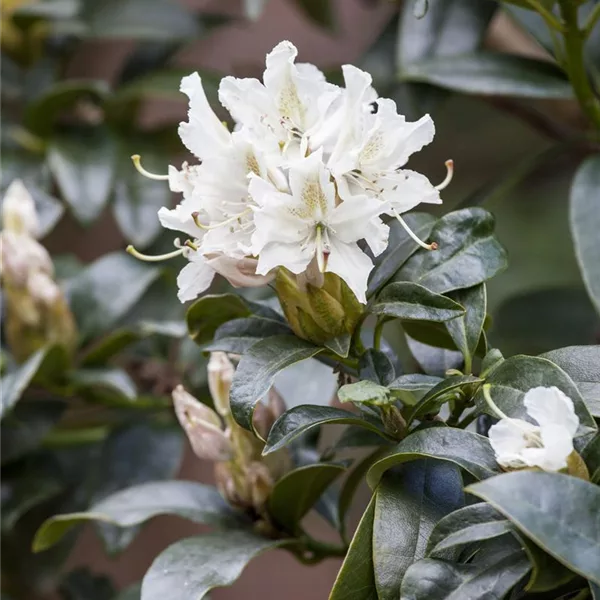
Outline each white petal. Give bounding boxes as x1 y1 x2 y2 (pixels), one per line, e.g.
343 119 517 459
264 40 298 93
2 179 39 237
521 424 573 471
176 252 215 302
328 194 388 243
364 218 390 257
326 237 373 304
158 204 203 239
381 170 441 214
206 255 275 288
218 76 275 131
524 386 579 436
255 241 313 276
488 418 538 469
178 73 231 159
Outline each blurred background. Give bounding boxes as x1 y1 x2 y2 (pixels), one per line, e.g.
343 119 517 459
2 0 599 598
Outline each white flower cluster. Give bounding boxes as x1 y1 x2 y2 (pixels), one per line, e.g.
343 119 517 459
130 41 451 304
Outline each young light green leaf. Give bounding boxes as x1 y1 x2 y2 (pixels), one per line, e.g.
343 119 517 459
141 531 288 600
338 380 391 406
467 471 600 584
263 405 389 455
367 427 500 488
33 481 243 552
570 153 600 314
230 336 323 430
370 282 465 322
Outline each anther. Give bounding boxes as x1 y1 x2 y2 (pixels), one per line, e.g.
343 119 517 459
131 155 169 181
435 159 454 191
126 245 184 262
394 212 437 251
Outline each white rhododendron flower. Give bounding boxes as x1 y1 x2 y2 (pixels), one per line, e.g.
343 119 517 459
128 41 451 304
486 385 579 472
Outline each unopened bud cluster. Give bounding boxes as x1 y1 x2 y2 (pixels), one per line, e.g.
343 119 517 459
0 180 76 361
173 352 289 523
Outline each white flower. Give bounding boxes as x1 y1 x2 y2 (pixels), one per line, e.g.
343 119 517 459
249 150 388 303
488 386 579 472
2 179 39 237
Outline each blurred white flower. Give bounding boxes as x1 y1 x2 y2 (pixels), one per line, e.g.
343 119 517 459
487 385 579 472
2 179 39 237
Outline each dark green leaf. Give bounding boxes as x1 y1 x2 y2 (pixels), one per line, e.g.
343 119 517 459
204 316 291 354
582 434 600 483
367 214 436 297
367 428 500 487
33 480 243 552
370 282 465 322
426 503 509 556
338 381 391 406
140 531 287 600
504 5 554 55
80 329 142 367
114 583 141 600
402 53 573 98
481 348 504 377
268 463 346 533
359 349 396 385
0 348 48 418
445 284 487 371
264 405 389 455
405 335 463 377
230 335 323 430
570 155 600 315
407 375 483 424
373 462 464 599
290 0 334 29
329 494 377 600
67 252 161 341
388 374 442 405
400 552 530 600
1 401 65 465
395 208 507 294
467 471 600 584
48 129 116 224
474 355 597 434
541 346 600 417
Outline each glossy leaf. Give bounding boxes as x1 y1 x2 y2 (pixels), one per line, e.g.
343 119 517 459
0 348 48 418
395 208 507 295
47 129 116 224
359 349 396 385
324 333 352 358
400 552 530 600
141 531 287 600
405 336 463 378
67 252 161 341
205 316 291 354
370 282 465 322
230 335 323 430
263 405 389 455
426 503 510 556
367 213 436 297
373 462 464 599
329 494 377 600
33 481 242 552
402 53 573 98
467 471 600 584
268 463 346 533
570 155 600 315
388 374 442 405
474 355 597 434
367 427 500 487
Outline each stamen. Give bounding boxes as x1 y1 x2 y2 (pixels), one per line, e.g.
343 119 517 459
435 159 454 191
394 211 438 251
131 155 169 181
126 245 184 262
191 209 252 231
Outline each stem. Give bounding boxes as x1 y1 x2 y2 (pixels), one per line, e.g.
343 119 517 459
559 0 600 130
300 536 348 561
584 2 600 38
525 0 564 31
373 318 385 351
456 411 478 429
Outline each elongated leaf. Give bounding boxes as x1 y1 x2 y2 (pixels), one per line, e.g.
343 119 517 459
395 208 507 294
370 282 465 323
268 463 346 533
388 374 442 405
67 252 161 341
402 53 573 98
359 349 396 385
373 462 464 599
186 294 251 345
405 336 463 378
474 355 597 434
407 375 482 424
141 531 287 600
48 129 116 224
329 494 377 600
273 358 338 409
367 214 436 297
400 552 530 600
467 471 600 584
230 335 323 430
426 503 509 556
205 316 291 354
264 405 389 455
570 155 600 315
33 481 243 552
541 346 600 417
367 428 500 487
0 348 48 418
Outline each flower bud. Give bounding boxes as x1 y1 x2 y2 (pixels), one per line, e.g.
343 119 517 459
275 268 363 345
172 385 233 462
2 180 39 237
246 461 274 511
381 405 407 440
208 352 235 417
0 232 53 285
